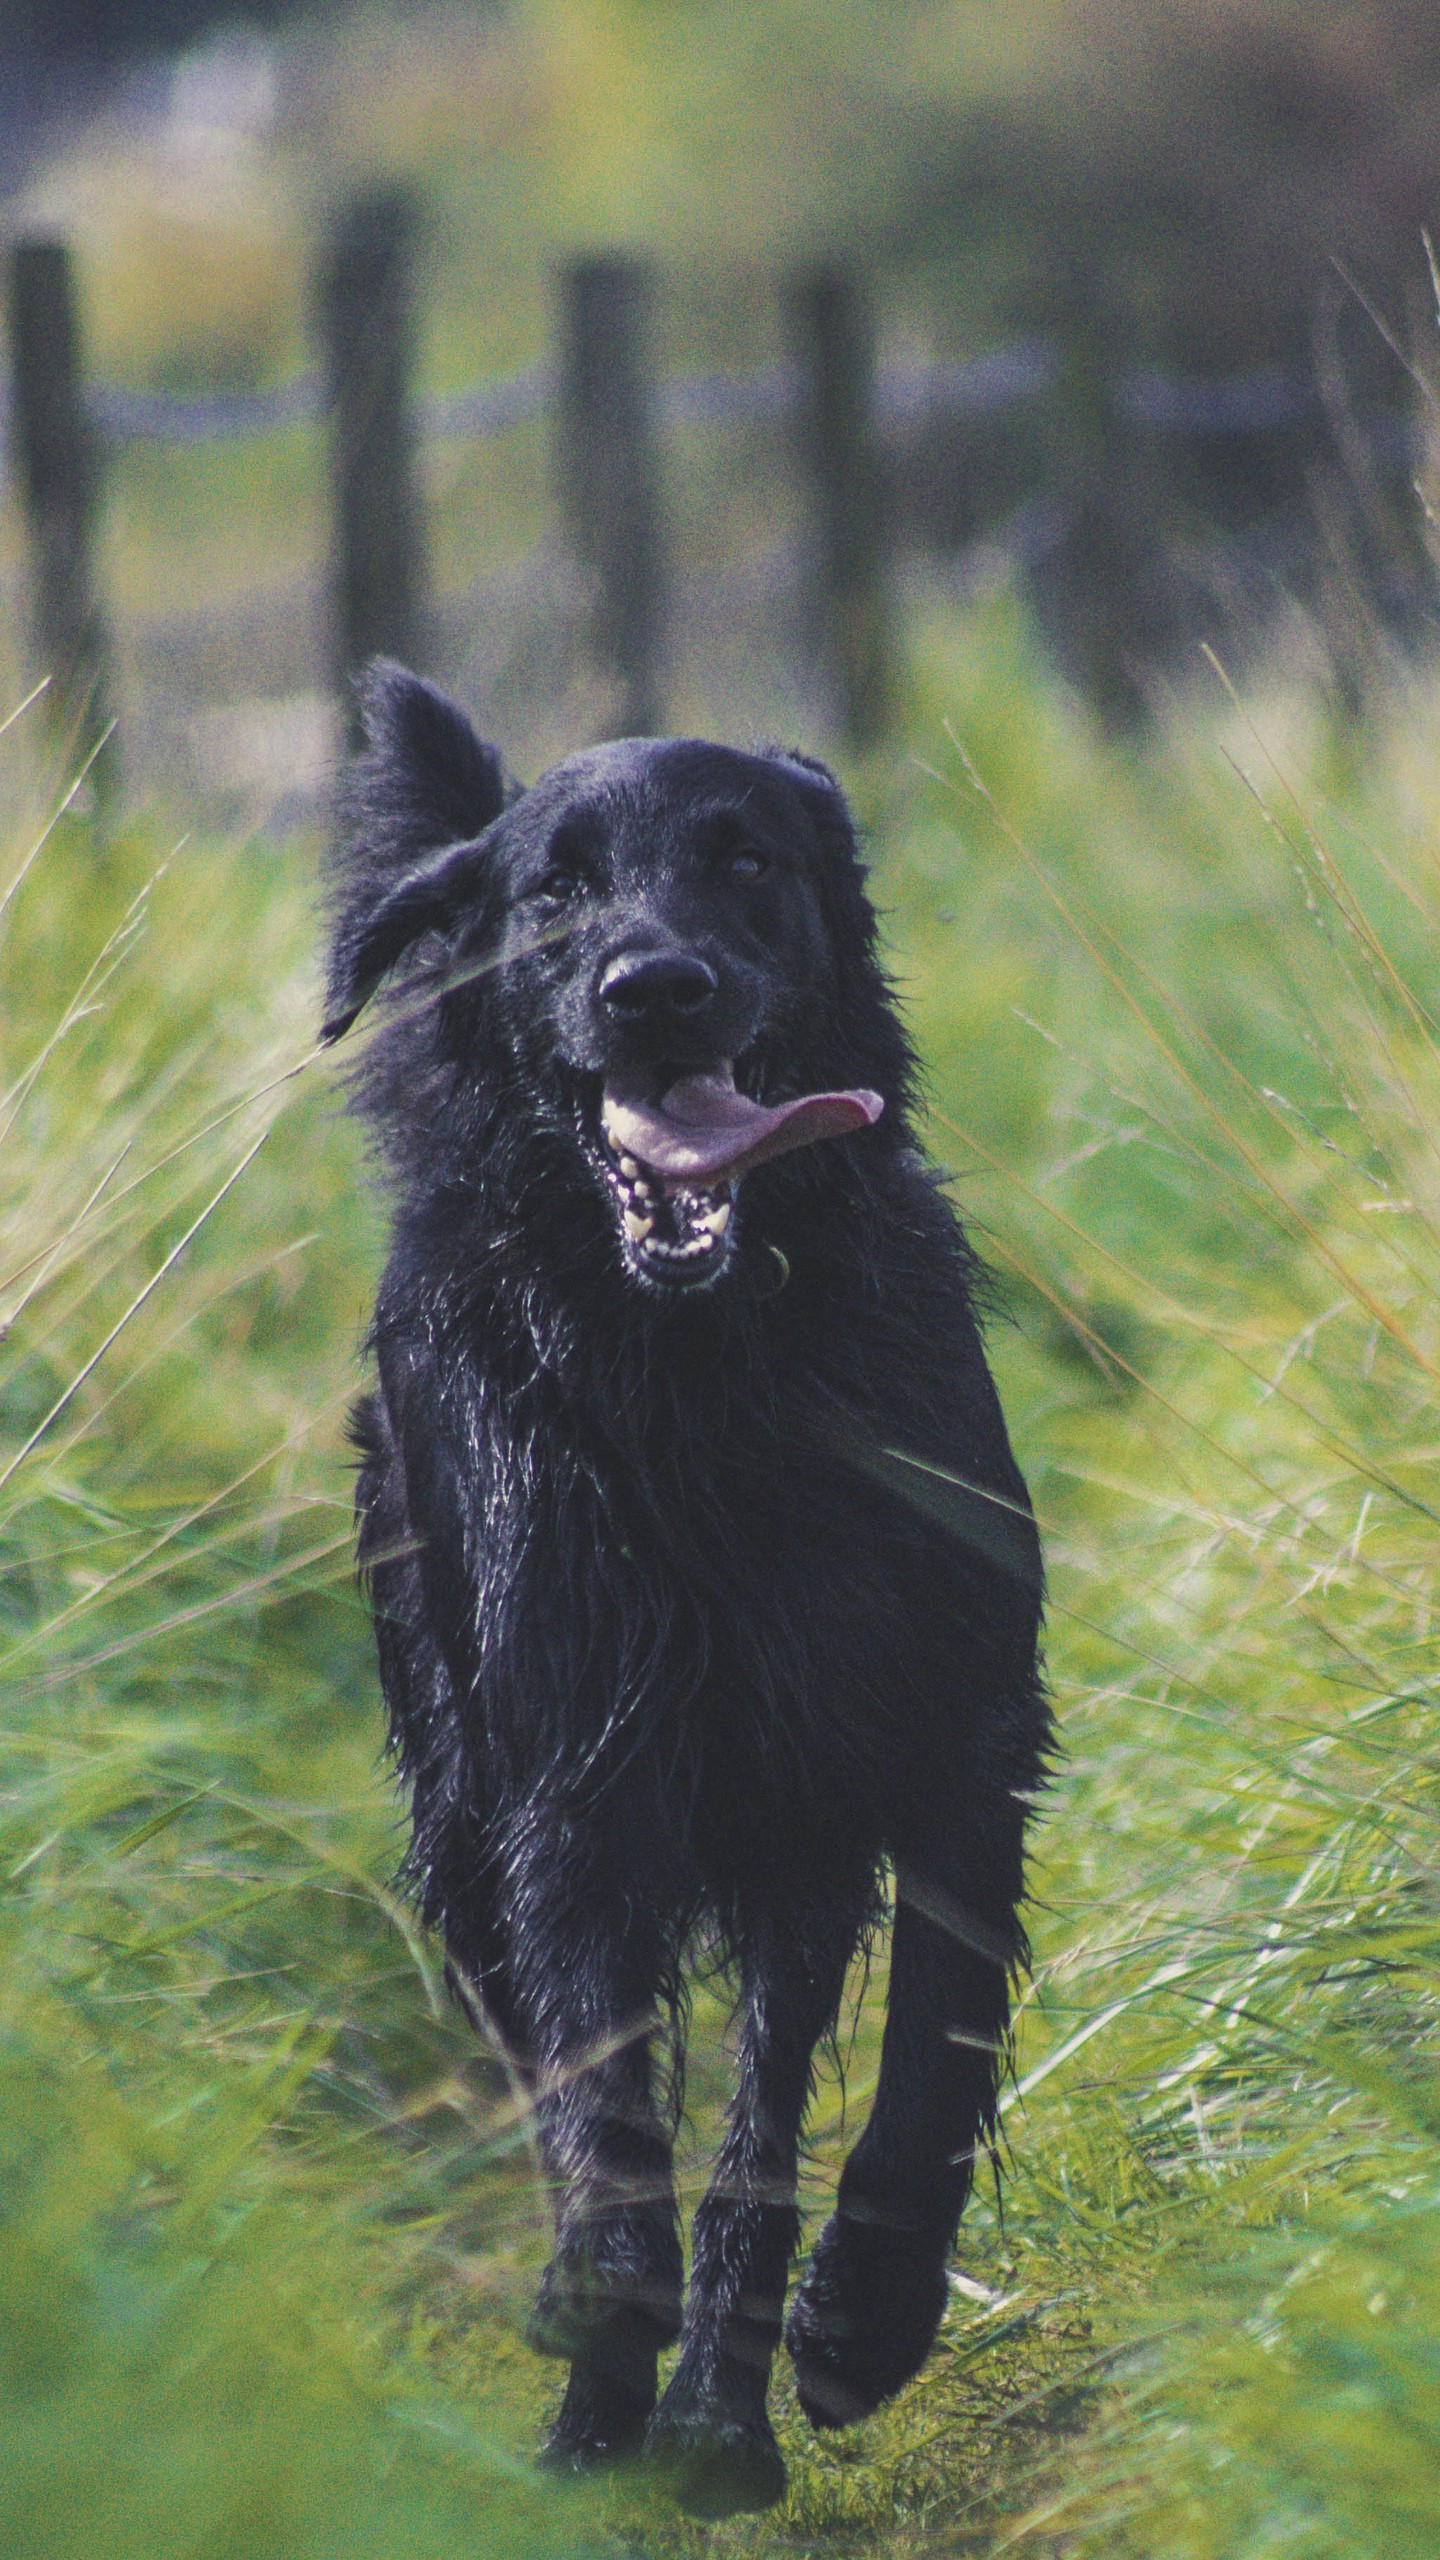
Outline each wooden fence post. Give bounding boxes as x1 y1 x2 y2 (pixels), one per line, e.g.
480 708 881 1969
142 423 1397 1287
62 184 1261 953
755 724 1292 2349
558 255 664 738
319 187 427 727
1033 258 1160 733
6 232 114 789
785 261 892 750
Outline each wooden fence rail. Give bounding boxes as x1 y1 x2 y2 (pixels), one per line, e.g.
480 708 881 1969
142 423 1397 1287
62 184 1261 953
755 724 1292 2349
2 213 908 770
3 201 1430 780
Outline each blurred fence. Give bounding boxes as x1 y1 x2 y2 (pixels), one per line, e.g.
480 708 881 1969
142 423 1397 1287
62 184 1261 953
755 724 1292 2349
0 195 1429 815
26 344 1403 450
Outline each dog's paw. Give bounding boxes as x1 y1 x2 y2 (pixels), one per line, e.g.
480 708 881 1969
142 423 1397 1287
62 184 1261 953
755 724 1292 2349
785 2209 950 2428
539 2360 653 2475
644 2395 788 2521
648 2406 789 2508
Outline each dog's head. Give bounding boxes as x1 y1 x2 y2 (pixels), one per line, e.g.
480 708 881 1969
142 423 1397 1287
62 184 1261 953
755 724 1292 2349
325 663 912 1295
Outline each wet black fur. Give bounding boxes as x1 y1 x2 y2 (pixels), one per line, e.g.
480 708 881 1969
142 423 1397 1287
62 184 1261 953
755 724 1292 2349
325 661 1049 2519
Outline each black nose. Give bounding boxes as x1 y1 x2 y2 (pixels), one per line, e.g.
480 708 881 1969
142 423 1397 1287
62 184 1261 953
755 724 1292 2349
599 950 719 1022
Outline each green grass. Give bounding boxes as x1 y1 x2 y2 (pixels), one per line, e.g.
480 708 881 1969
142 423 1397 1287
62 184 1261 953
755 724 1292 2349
0 766 593 2556
4 604 1440 2556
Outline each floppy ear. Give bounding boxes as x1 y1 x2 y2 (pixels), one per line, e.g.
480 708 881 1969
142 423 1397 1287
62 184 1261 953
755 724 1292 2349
761 746 857 851
323 661 516 1043
320 834 500 1044
765 746 842 793
762 744 874 927
762 743 914 1093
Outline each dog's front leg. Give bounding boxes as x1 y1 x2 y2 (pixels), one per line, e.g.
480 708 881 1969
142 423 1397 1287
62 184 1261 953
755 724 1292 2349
784 1828 1023 2430
646 1891 868 2519
499 1824 684 2472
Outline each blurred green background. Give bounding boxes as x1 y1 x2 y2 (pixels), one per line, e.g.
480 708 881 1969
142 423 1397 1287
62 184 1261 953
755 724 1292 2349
6 0 1440 799
5 8 1440 2558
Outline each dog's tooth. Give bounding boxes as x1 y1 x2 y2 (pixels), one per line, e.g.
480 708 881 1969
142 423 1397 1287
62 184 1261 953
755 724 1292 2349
624 1209 655 1242
700 1200 731 1234
618 1155 641 1177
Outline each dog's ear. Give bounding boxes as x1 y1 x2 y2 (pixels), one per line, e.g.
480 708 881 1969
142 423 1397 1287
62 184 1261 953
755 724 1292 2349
764 745 843 796
323 661 517 1043
762 744 872 910
761 745 914 1094
761 745 857 850
349 660 510 858
320 834 500 1044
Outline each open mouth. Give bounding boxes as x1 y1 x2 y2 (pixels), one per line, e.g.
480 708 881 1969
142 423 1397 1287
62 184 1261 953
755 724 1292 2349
589 1067 884 1290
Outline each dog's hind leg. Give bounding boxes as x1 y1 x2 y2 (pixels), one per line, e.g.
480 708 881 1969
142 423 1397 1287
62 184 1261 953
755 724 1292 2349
646 1891 869 2519
784 1836 1021 2430
497 1830 685 2473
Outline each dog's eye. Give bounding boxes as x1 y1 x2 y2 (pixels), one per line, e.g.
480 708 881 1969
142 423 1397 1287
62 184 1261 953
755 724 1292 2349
534 867 583 904
728 849 769 883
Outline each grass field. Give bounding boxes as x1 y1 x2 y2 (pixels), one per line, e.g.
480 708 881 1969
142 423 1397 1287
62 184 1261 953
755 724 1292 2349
4 597 1440 2558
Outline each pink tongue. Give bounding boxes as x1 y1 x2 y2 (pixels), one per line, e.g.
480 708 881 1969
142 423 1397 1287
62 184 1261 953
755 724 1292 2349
602 1071 884 1186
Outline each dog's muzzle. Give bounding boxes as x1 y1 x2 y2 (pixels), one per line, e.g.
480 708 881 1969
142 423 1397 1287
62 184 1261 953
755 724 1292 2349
590 1068 884 1292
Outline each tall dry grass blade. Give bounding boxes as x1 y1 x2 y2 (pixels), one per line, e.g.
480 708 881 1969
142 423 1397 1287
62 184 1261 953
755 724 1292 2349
0 1127 272 1496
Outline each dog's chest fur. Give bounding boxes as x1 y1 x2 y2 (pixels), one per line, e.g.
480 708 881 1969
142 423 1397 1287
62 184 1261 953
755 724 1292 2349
370 1154 1021 1910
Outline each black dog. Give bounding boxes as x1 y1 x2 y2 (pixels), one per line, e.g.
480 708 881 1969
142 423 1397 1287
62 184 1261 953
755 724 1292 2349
322 662 1048 2518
